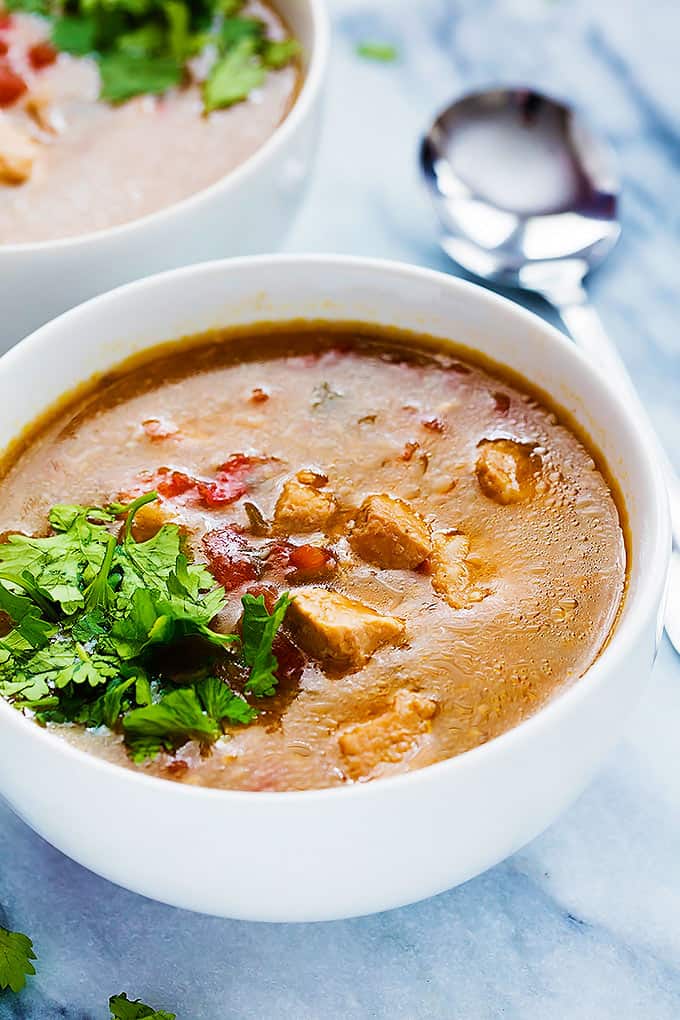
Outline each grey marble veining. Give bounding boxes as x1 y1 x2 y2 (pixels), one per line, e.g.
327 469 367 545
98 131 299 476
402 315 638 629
1 1 679 1017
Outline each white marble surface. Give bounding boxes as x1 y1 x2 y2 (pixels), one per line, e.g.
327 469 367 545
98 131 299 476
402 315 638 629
1 1 680 1016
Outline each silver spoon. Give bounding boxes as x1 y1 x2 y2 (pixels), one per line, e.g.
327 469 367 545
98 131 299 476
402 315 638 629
420 86 680 651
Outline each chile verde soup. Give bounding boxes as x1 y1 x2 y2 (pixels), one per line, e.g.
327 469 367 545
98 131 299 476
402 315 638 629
0 324 626 791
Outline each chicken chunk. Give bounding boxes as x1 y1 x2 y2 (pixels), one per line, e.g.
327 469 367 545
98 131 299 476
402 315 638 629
430 530 485 609
0 116 37 185
338 690 438 779
286 587 404 668
350 494 431 569
475 439 538 505
274 477 335 534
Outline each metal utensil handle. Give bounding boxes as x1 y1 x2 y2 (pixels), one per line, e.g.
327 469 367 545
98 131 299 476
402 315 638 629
554 295 680 546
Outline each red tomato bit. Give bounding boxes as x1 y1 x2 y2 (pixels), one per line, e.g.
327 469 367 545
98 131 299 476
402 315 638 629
271 633 306 684
0 40 8 57
249 387 269 403
493 391 511 415
421 417 446 434
0 13 13 30
0 62 27 107
155 468 195 499
203 527 262 591
267 541 336 582
28 41 57 69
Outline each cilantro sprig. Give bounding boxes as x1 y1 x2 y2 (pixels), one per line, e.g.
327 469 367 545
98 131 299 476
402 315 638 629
0 925 36 994
109 992 176 1019
0 495 291 763
4 0 299 110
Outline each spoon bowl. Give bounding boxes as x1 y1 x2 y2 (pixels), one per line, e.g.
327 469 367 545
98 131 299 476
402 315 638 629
420 87 621 294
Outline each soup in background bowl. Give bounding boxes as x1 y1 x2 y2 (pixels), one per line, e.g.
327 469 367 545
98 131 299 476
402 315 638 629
0 256 668 921
0 0 328 345
0 0 300 242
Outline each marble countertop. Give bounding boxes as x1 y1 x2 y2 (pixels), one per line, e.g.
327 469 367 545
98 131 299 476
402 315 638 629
2 1 679 1017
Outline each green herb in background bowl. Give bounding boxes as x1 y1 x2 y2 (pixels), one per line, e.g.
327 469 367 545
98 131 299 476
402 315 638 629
2 0 300 110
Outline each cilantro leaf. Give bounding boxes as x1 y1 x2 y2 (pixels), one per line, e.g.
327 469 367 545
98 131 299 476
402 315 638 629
99 52 183 103
203 37 265 112
241 591 292 697
0 926 36 994
117 23 167 58
109 992 175 1020
0 495 275 764
195 675 256 725
123 687 219 760
356 41 398 62
52 15 98 56
262 37 300 69
219 15 265 50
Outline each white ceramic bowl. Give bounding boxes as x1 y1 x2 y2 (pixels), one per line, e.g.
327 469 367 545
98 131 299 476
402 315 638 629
0 0 329 349
0 256 670 922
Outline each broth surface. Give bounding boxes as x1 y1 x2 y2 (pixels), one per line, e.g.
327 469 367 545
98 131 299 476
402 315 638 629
0 1 298 243
0 328 626 790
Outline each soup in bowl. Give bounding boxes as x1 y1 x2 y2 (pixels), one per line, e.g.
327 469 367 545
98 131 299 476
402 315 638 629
0 256 668 920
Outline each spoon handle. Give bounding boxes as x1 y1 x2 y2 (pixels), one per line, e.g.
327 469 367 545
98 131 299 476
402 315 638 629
554 295 680 546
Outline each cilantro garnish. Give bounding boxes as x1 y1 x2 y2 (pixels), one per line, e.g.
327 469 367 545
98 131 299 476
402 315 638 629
242 591 292 697
109 992 176 1019
0 925 36 994
6 0 299 110
0 495 292 763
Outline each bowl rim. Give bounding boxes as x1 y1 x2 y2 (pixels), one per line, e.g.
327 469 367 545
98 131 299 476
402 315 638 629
0 254 670 804
0 0 330 256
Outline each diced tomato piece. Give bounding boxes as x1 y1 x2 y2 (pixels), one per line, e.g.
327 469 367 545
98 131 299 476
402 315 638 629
493 391 511 415
0 40 7 57
0 62 26 107
156 469 195 499
142 417 178 440
0 13 13 30
196 476 248 508
288 544 334 574
217 453 260 475
421 416 446 434
266 540 336 582
245 583 277 613
153 453 266 509
249 387 269 403
203 527 262 591
196 453 263 508
28 41 57 70
271 633 306 684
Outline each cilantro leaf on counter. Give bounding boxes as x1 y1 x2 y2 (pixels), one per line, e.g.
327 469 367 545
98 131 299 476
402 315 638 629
0 493 293 764
109 992 176 1020
356 41 398 63
242 591 292 697
0 926 36 994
